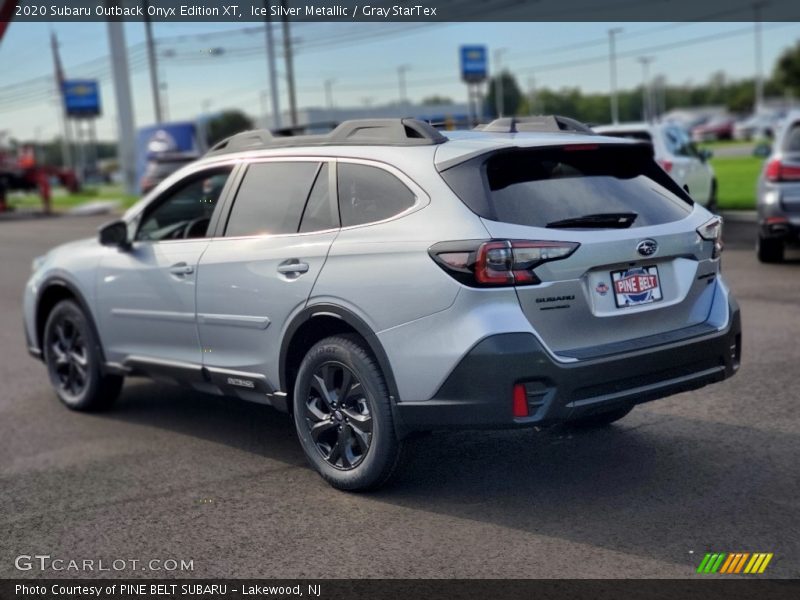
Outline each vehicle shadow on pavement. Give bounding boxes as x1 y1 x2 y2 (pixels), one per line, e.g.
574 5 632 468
102 380 799 577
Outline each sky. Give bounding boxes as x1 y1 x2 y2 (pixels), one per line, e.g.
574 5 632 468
1 19 798 140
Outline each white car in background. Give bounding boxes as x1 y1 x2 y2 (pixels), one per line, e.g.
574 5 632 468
594 122 717 211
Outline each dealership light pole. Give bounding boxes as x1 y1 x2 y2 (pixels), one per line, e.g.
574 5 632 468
608 27 623 124
494 48 507 117
753 1 766 112
397 65 410 105
637 56 654 123
143 0 163 124
107 17 137 195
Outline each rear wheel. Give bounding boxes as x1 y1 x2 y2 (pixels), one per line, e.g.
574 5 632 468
292 335 402 491
567 405 634 427
757 235 784 263
43 300 123 411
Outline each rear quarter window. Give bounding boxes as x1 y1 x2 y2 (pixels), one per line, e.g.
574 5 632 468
337 163 415 227
441 145 693 229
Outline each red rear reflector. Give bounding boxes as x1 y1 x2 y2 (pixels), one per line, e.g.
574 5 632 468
765 216 789 224
657 159 673 173
512 384 529 418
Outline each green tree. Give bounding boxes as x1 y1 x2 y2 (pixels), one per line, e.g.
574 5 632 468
773 41 800 95
206 110 254 146
485 71 523 117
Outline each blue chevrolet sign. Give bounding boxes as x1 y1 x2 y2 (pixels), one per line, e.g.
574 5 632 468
460 45 488 82
62 80 101 118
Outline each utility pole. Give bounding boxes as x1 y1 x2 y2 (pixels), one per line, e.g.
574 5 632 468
397 65 410 105
527 76 536 115
49 32 73 170
280 0 298 128
106 17 137 195
754 1 766 112
494 48 507 118
263 0 281 129
324 78 335 117
143 0 163 124
637 56 654 123
608 27 623 124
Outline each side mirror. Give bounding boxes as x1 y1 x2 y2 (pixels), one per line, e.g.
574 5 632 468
700 148 713 161
98 219 131 250
753 143 771 158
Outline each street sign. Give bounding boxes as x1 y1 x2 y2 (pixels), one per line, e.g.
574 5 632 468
62 80 101 118
460 45 488 83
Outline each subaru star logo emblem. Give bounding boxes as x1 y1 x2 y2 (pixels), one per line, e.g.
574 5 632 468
636 239 658 257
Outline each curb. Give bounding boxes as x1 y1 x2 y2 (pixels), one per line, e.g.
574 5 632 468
719 210 757 223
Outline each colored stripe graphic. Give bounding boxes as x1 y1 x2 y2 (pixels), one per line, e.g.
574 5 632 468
719 554 736 573
698 552 774 574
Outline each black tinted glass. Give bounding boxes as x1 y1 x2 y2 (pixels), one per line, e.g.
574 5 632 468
338 163 415 227
226 162 319 237
299 164 337 232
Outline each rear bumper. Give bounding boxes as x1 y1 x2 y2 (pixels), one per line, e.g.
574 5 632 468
395 300 741 432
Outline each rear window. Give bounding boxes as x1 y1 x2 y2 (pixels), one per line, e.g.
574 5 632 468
784 122 800 152
440 145 692 229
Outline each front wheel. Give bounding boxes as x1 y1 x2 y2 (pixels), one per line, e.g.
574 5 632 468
292 335 402 491
43 299 123 411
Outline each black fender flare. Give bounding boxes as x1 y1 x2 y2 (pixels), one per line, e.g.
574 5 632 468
36 277 108 365
279 303 401 404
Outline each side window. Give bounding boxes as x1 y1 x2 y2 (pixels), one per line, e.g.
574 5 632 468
299 163 338 233
225 162 319 237
337 163 416 227
136 168 232 241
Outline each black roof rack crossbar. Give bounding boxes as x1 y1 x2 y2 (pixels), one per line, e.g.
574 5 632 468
476 116 596 135
206 118 447 156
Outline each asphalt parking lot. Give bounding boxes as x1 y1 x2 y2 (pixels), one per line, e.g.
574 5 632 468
0 214 798 579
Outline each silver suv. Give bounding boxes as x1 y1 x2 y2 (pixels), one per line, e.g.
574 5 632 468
756 110 800 263
24 117 741 490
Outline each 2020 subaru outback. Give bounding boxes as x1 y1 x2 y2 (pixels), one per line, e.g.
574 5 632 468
24 117 741 490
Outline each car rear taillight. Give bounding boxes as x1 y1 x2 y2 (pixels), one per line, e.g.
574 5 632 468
697 216 723 259
430 240 579 287
657 159 673 174
766 159 800 182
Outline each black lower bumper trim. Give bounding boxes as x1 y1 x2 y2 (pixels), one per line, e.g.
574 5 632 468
396 302 741 432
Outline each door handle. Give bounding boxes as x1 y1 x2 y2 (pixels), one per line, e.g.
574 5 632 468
277 260 310 275
169 262 194 276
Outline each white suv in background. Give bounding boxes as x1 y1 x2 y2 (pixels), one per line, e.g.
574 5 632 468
594 122 717 211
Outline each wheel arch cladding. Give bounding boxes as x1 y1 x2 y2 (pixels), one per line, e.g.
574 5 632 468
279 304 401 406
36 279 106 363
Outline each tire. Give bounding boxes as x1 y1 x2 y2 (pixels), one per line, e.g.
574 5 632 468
292 334 402 491
757 235 784 264
707 180 718 213
567 405 634 428
43 299 123 411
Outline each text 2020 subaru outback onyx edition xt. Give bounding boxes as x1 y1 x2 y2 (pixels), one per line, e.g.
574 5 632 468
24 117 741 490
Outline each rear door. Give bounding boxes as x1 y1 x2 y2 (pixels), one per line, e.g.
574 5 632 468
442 144 719 356
195 159 339 394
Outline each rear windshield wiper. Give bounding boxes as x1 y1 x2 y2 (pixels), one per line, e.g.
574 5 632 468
546 212 638 229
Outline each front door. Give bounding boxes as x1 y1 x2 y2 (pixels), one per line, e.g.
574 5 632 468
96 166 235 369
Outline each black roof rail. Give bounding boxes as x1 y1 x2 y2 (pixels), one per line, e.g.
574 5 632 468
476 116 596 135
206 118 446 156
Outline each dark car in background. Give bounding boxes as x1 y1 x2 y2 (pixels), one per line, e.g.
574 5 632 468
756 111 800 262
139 151 200 195
691 115 736 142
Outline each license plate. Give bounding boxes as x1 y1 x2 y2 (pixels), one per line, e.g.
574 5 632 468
611 265 662 308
